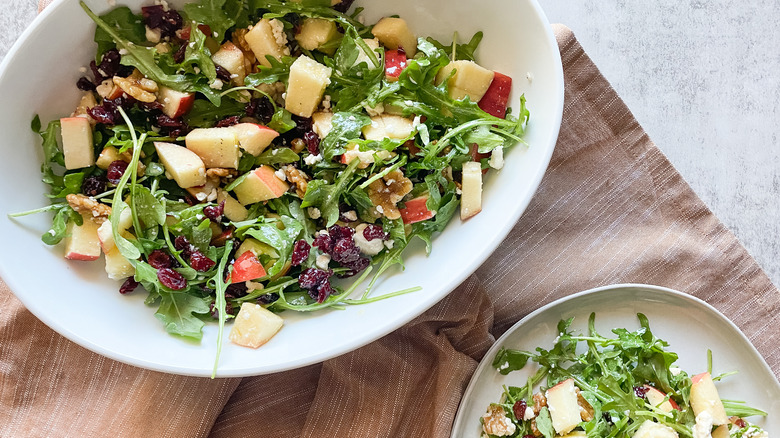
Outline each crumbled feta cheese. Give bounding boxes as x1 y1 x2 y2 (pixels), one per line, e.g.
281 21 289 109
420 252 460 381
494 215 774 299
523 407 535 421
384 239 394 250
304 154 323 165
210 79 224 90
322 94 332 110
526 72 534 83
230 73 239 79
308 207 321 219
412 115 421 128
78 66 87 73
342 210 357 221
213 31 218 38
268 19 289 49
145 26 161 43
207 189 218 202
195 192 207 201
692 411 714 438
375 205 384 214
489 147 504 170
316 253 331 269
189 42 196 49
274 169 287 181
48 229 56 236
281 92 287 100
455 187 462 195
669 366 682 376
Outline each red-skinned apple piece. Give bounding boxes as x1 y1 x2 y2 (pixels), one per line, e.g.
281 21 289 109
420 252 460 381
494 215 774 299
643 385 679 412
384 49 409 81
64 214 101 261
478 72 512 118
231 251 267 283
229 123 279 156
178 24 212 41
690 372 729 425
400 195 436 224
545 378 582 435
157 86 195 119
233 165 290 205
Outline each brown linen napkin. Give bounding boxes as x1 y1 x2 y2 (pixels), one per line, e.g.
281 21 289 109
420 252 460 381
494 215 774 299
2 24 779 438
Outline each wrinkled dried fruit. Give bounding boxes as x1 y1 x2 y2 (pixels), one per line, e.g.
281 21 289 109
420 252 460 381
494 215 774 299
107 160 129 184
190 250 216 272
148 250 172 269
119 277 139 294
157 267 187 290
362 224 387 241
291 240 311 266
81 174 107 197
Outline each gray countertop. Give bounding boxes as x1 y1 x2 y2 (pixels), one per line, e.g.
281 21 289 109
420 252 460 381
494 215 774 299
3 0 779 287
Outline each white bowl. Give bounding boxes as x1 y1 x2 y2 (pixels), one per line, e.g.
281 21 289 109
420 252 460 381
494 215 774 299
0 0 563 376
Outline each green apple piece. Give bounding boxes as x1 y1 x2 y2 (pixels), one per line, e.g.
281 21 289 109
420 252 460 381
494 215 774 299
285 55 332 118
60 117 95 170
154 141 207 189
64 214 101 261
362 114 414 141
185 128 240 169
633 420 679 438
312 111 334 138
371 17 417 56
690 372 729 425
245 19 288 67
229 302 284 348
460 161 483 220
229 123 279 156
217 189 249 222
545 378 581 435
157 86 195 118
104 246 135 280
435 60 496 102
296 18 340 54
233 165 290 205
211 41 246 86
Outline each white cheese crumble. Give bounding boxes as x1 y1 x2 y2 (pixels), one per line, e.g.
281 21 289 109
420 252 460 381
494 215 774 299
322 94 332 110
342 210 357 221
307 207 321 219
304 153 323 165
209 79 224 90
118 48 128 55
145 26 161 43
523 406 535 421
315 253 331 270
274 168 287 181
692 411 714 438
384 239 394 250
669 366 682 376
489 147 504 170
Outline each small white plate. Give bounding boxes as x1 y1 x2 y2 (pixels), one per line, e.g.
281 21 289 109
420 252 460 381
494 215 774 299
451 284 780 437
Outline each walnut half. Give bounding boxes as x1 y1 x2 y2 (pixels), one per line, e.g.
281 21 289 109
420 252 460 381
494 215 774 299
481 404 517 437
367 169 412 220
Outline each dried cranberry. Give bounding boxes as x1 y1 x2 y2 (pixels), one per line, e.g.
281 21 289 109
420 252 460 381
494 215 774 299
148 250 172 269
291 240 311 266
119 277 139 294
336 256 369 278
225 282 248 299
315 280 334 303
155 114 189 137
634 386 649 399
362 224 387 241
332 0 355 13
81 174 107 197
174 236 194 258
257 292 280 305
76 76 96 91
139 100 164 112
298 268 331 290
203 201 225 221
189 250 216 272
328 225 354 240
90 60 104 83
512 400 527 421
303 131 320 155
734 418 747 428
107 160 129 184
142 5 183 39
88 104 118 125
209 300 234 319
97 49 122 79
215 115 240 128
331 238 360 264
215 64 233 83
157 267 187 290
245 97 274 123
312 233 333 253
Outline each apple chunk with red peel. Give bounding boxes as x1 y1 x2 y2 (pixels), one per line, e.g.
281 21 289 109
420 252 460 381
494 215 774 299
644 385 679 412
233 165 290 205
400 195 436 225
185 128 240 169
229 302 283 348
384 49 409 81
229 123 279 156
157 86 195 119
64 215 101 261
154 142 207 189
231 251 267 283
211 41 246 86
545 378 582 435
479 72 512 118
371 17 417 57
60 117 95 170
690 372 729 425
436 60 495 102
97 207 133 253
460 161 483 220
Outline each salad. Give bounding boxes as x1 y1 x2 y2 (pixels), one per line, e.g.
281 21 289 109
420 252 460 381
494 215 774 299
480 314 768 438
11 0 527 372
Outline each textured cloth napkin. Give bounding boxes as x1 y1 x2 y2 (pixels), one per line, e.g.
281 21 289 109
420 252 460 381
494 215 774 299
2 24 779 438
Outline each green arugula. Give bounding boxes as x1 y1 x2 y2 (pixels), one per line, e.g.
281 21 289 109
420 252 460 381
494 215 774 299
318 112 371 161
301 157 361 226
93 6 146 59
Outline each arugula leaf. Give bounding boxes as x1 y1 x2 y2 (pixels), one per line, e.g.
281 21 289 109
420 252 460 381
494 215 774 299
184 98 246 128
465 125 507 154
244 217 303 276
492 347 534 375
93 6 146 58
34 118 65 193
41 206 80 245
254 147 300 165
319 112 371 161
155 291 212 340
301 157 361 226
425 31 484 62
133 186 166 229
268 107 296 133
535 407 555 438
49 172 85 199
245 56 296 86
183 0 246 41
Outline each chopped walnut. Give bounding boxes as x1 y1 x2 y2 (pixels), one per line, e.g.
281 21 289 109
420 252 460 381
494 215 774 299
367 169 412 220
283 165 309 198
290 138 306 153
66 194 111 223
530 419 543 437
206 168 238 179
113 70 157 103
576 387 595 422
232 28 258 73
481 405 517 437
532 392 547 415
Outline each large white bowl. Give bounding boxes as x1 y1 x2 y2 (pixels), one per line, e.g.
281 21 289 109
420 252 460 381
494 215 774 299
0 0 563 376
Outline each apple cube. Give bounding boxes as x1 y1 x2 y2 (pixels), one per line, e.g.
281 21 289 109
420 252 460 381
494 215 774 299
60 117 95 170
384 49 409 81
285 55 332 118
479 71 512 118
96 146 123 170
217 190 249 222
104 247 135 280
97 207 133 252
72 92 98 119
633 420 679 438
157 86 195 119
211 41 246 86
400 195 436 224
312 112 334 138
296 18 341 54
371 17 417 57
245 19 288 67
340 143 394 169
64 214 101 261
185 128 240 169
237 238 279 259
545 379 582 435
362 114 414 141
690 372 729 425
229 123 279 156
436 60 496 102
233 165 290 205
155 142 207 188
460 161 483 220
712 426 730 438
354 38 381 68
231 251 268 283
229 302 283 348
644 385 678 412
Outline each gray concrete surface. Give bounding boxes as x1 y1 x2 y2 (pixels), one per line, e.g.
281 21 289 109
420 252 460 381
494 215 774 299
2 0 779 287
